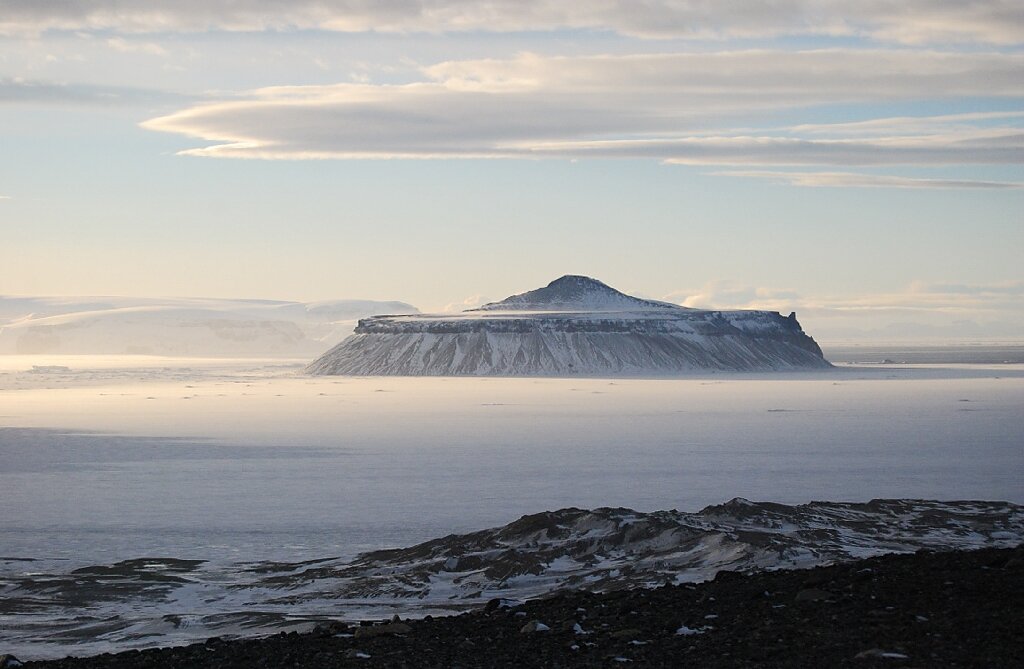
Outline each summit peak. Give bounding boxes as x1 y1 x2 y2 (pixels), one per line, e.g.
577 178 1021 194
472 275 681 312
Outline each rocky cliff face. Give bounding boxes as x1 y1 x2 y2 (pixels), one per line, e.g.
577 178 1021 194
307 276 829 376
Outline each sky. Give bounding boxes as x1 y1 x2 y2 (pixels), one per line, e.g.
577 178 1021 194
1 1 1022 340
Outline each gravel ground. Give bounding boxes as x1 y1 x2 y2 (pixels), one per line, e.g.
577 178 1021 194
12 544 1023 669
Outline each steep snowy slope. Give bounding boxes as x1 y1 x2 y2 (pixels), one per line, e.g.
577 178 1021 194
308 276 829 375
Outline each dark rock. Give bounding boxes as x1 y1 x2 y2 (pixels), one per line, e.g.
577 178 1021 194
795 588 833 602
802 570 832 586
713 569 742 582
855 648 910 660
352 622 411 638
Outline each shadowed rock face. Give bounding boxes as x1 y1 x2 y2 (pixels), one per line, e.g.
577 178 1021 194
307 275 829 376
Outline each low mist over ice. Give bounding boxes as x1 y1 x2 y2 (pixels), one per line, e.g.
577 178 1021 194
0 296 418 357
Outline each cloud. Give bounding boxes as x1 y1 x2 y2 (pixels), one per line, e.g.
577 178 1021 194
790 111 1024 136
911 280 1024 297
668 279 1024 313
667 281 802 311
140 50 1024 170
709 170 1024 189
664 280 1024 340
105 37 168 56
441 294 487 312
1 1 1021 44
0 77 183 106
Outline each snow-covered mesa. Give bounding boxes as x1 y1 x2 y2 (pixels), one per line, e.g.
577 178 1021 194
0 295 417 357
308 275 829 375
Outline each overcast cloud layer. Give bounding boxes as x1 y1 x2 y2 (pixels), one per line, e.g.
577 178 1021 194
2 0 1022 44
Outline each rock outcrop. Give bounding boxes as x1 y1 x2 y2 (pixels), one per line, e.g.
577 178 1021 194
307 276 829 376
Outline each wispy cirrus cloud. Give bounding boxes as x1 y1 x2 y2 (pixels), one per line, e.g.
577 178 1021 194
1 1 1021 44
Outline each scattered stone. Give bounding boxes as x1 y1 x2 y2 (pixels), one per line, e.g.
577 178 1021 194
675 625 705 636
802 570 831 586
572 622 590 635
855 648 910 660
519 620 550 633
795 588 833 602
313 621 350 636
0 656 23 668
344 649 371 659
713 569 742 582
609 628 642 639
352 622 411 639
484 597 522 613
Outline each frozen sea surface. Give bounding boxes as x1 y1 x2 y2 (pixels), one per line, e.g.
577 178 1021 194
0 353 1022 657
1 354 1022 565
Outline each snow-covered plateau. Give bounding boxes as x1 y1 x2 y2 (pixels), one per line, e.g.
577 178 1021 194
308 276 829 375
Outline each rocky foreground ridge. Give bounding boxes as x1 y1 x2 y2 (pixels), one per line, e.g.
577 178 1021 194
307 276 829 376
17 545 1024 668
238 498 1024 606
3 499 1020 659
